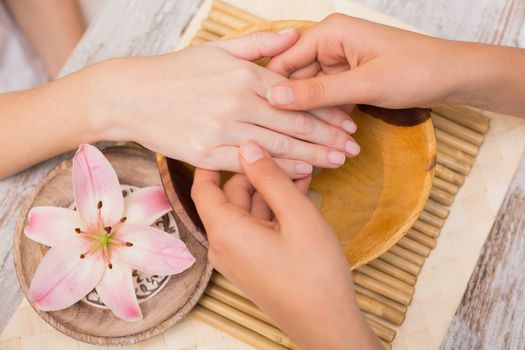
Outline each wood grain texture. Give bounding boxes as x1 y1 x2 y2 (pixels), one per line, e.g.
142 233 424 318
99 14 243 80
441 155 525 349
13 146 213 345
357 0 525 47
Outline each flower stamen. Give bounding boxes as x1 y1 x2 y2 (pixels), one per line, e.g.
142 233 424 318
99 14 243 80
107 216 127 237
79 241 101 260
108 237 134 247
97 201 103 231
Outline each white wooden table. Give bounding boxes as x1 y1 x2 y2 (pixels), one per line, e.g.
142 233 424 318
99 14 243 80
0 0 524 349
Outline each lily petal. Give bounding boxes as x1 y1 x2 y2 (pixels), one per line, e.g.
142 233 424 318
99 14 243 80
124 186 172 226
25 206 83 246
96 261 142 322
115 224 195 276
29 236 105 311
72 144 124 229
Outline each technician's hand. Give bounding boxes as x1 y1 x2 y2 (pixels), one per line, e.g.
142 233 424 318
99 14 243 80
90 29 359 178
266 14 470 110
191 141 382 350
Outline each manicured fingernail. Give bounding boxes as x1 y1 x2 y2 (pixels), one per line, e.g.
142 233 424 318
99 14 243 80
328 151 346 165
342 119 357 133
296 163 313 175
267 86 294 105
277 27 296 35
240 142 264 164
345 141 361 156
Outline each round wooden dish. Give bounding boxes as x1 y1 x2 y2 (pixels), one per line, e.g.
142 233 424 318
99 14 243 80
157 20 436 269
14 146 213 345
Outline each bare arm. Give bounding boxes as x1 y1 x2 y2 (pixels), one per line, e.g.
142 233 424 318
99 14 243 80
267 13 525 118
0 31 355 180
5 0 85 78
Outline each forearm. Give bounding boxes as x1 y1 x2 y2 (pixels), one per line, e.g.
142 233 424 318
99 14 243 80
5 0 85 78
0 67 107 179
445 42 525 117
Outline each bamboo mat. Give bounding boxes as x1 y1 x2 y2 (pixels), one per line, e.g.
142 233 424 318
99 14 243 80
3 1 525 350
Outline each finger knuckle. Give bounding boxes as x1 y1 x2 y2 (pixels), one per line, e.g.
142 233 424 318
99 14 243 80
330 127 348 147
294 113 313 134
271 135 291 155
235 65 260 85
190 140 212 164
326 108 343 125
305 79 326 101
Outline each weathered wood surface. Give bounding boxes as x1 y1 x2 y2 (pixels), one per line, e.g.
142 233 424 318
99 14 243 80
441 155 525 349
0 0 524 342
358 0 525 46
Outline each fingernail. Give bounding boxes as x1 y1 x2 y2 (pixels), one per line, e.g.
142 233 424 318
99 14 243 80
345 141 361 156
267 86 294 105
296 163 313 175
328 151 346 165
342 119 357 133
240 142 264 164
277 27 296 35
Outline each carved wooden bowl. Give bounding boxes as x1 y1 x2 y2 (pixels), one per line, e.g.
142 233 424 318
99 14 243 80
157 20 436 268
14 147 213 345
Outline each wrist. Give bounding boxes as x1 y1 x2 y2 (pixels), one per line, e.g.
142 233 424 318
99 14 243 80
76 59 132 143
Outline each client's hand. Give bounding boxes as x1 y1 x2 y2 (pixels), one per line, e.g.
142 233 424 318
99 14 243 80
191 141 382 350
90 30 359 178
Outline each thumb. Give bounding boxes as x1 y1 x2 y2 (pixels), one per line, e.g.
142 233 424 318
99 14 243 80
239 141 316 223
266 65 378 110
206 28 299 61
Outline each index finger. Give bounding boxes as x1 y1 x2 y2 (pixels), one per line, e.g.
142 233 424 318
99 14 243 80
266 25 321 77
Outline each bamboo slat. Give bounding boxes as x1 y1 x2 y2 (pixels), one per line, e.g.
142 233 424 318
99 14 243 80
435 129 479 157
435 163 465 186
424 199 450 219
199 295 299 349
365 316 397 342
406 229 437 249
367 259 417 285
354 284 408 314
212 0 263 24
432 113 485 146
205 283 273 324
357 294 405 325
412 219 441 238
437 151 472 176
432 105 490 134
437 142 476 166
380 252 422 276
419 210 445 229
353 272 413 306
193 306 288 350
398 237 432 257
356 265 415 295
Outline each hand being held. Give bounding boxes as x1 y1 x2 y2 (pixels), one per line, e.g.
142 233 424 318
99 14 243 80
94 29 359 178
266 14 465 110
191 141 382 350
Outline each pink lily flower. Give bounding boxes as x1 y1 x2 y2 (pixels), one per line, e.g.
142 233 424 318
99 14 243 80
24 144 195 322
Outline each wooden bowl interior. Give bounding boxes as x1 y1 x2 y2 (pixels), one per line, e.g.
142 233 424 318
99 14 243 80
158 20 436 268
14 147 213 345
